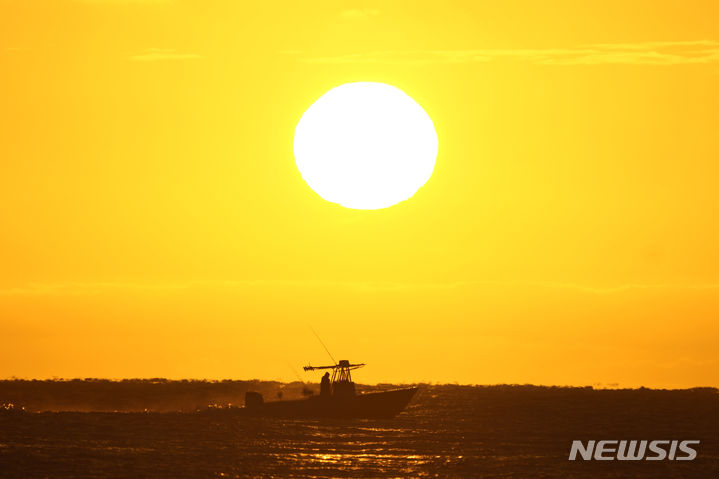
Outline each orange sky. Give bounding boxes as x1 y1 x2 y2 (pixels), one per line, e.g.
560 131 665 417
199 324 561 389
1 0 718 387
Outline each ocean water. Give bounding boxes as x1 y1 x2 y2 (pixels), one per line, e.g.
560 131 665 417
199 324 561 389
1 385 718 478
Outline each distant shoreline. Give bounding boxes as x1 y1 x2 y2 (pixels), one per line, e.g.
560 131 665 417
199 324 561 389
1 379 716 413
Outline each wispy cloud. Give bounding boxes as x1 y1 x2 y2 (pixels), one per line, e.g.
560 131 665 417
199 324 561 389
295 40 719 66
127 48 202 62
340 8 379 18
77 0 172 4
1 280 718 297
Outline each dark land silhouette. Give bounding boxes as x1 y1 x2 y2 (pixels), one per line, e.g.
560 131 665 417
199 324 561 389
0 378 417 413
1 380 718 477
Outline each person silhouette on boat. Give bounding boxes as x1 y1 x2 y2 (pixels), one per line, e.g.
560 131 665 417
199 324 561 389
320 372 331 397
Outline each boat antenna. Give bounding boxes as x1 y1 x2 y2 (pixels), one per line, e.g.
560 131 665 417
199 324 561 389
309 325 336 365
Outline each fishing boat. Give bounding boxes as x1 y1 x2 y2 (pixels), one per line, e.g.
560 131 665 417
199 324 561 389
243 360 417 419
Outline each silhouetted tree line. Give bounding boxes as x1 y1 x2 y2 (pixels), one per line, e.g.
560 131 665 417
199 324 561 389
0 379 317 412
0 379 716 413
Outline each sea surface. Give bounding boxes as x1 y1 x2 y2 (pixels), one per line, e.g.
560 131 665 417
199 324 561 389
1 385 718 478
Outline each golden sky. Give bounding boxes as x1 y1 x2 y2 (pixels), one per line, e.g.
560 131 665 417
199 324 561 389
1 0 718 387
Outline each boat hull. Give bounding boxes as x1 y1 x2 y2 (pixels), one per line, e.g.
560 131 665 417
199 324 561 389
246 387 418 419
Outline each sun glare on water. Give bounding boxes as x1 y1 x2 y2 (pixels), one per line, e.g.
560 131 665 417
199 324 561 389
293 82 438 210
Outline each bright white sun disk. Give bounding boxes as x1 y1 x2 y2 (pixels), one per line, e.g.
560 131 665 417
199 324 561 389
293 82 438 210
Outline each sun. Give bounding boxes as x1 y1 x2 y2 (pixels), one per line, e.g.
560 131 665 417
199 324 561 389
293 82 438 210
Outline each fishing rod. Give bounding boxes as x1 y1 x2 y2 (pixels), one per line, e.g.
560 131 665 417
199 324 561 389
308 325 337 365
284 360 303 382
